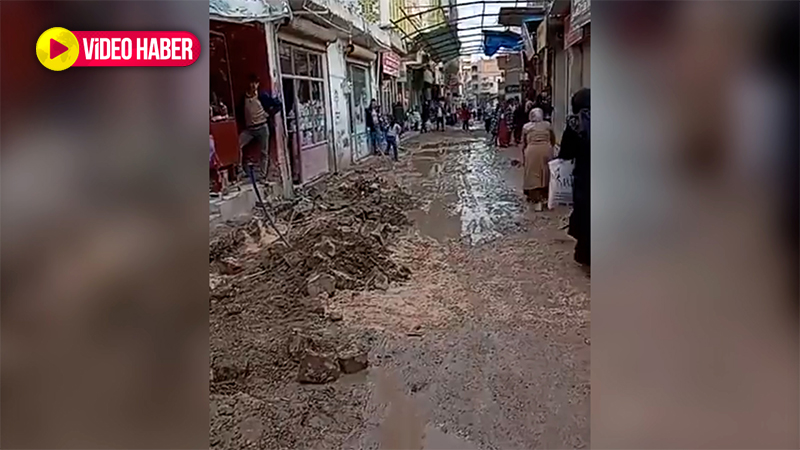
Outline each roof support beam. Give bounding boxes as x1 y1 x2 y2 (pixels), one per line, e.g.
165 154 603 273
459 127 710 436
404 13 485 39
418 25 504 49
391 0 525 25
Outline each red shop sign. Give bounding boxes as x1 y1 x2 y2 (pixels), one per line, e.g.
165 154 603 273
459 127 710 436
382 52 400 77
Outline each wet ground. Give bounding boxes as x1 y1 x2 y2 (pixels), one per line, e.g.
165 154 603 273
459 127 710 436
340 129 590 449
209 128 589 449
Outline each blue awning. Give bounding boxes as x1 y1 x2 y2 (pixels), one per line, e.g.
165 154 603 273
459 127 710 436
482 30 522 57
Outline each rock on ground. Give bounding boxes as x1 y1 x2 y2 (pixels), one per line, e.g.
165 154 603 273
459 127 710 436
297 352 341 384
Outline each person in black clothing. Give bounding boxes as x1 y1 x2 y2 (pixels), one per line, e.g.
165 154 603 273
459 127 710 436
392 100 406 131
512 99 527 145
557 88 590 266
420 101 430 133
535 89 553 122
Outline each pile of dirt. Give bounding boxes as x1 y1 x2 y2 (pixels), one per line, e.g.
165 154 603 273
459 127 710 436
209 168 416 448
211 170 415 302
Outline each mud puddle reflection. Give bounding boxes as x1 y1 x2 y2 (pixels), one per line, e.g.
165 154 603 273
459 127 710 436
408 138 524 246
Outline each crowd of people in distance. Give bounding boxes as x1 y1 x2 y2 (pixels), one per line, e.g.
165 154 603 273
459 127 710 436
365 87 589 267
494 88 589 267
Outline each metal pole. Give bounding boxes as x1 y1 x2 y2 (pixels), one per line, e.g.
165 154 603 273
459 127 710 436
246 164 290 247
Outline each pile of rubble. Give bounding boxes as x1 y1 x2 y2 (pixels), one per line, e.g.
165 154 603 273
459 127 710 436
231 171 414 300
209 169 415 389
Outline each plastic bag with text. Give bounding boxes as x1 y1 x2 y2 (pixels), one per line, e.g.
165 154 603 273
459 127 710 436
548 158 574 209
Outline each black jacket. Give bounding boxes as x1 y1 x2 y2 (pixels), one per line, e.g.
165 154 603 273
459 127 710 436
559 111 590 243
513 105 527 128
392 102 406 124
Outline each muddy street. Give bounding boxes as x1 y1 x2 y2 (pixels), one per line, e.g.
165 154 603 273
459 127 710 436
210 129 589 450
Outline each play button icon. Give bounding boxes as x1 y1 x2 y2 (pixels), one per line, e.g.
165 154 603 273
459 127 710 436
50 39 69 59
37 27 79 71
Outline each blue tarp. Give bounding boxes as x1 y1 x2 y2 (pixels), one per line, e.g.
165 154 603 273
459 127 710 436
482 30 523 57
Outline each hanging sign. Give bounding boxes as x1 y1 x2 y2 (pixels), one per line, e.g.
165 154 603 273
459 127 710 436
564 13 584 49
382 52 400 77
571 0 591 29
522 20 535 58
536 19 547 53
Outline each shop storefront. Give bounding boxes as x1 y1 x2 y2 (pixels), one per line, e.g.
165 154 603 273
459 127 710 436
209 20 276 185
278 39 330 184
209 0 294 196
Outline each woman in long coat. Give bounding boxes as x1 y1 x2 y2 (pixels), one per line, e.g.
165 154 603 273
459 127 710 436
558 88 590 266
521 108 555 211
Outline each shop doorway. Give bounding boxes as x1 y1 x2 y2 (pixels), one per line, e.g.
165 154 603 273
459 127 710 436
347 64 370 161
278 41 330 184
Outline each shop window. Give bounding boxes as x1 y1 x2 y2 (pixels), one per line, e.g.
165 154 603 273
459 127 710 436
279 44 293 75
297 79 327 148
294 48 309 76
280 41 328 150
309 53 321 78
209 31 234 120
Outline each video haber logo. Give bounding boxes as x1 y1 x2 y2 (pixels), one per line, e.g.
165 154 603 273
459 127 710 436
37 27 200 71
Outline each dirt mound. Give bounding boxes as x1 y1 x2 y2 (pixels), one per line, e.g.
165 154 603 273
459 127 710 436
211 171 414 301
209 168 417 448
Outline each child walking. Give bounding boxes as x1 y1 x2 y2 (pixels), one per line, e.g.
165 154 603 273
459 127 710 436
386 118 401 161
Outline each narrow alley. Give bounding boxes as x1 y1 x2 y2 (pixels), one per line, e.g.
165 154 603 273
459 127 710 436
210 128 590 450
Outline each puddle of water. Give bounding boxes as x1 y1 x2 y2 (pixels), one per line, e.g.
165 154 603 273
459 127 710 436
423 425 479 450
411 155 440 178
364 368 478 450
408 139 524 246
408 196 461 243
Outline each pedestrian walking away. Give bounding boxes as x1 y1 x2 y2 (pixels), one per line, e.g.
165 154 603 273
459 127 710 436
513 99 527 146
557 88 590 266
521 108 555 211
237 73 282 178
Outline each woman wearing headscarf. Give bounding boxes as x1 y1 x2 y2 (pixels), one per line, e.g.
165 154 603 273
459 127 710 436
558 88 590 266
521 107 555 211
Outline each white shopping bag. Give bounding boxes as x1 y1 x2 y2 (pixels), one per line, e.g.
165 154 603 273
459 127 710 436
548 158 574 209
